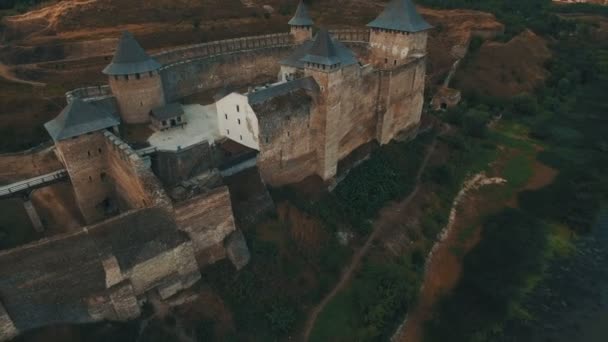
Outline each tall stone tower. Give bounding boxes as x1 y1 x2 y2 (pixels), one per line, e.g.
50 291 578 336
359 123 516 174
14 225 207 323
367 0 432 68
301 29 358 180
44 99 120 224
289 0 314 44
367 0 432 144
103 31 165 124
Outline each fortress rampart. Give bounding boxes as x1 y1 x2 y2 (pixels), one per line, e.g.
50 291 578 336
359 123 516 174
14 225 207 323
68 30 370 104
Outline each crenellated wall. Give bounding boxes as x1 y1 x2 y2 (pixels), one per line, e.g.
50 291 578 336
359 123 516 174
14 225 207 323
161 46 294 102
102 131 171 211
153 33 293 65
328 29 370 43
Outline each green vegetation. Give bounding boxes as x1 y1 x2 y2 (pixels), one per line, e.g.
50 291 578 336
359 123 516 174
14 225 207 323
422 3 608 340
311 258 422 341
417 0 576 39
275 132 435 234
204 131 435 340
426 209 548 342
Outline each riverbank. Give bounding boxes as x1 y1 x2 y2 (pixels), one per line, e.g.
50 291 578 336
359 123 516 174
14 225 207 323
502 209 608 342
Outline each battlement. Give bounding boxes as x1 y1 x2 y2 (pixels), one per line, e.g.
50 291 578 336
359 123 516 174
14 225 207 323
328 29 370 43
66 85 112 102
153 33 294 66
102 131 172 211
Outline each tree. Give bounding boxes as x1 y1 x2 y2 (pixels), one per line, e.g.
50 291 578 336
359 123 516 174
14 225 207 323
463 108 490 138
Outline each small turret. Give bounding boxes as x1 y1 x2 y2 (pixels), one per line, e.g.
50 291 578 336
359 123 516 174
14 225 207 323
367 0 432 68
44 99 120 223
289 0 314 44
104 31 165 124
300 29 357 73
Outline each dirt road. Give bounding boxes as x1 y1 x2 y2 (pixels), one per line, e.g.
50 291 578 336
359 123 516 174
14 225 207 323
301 131 440 341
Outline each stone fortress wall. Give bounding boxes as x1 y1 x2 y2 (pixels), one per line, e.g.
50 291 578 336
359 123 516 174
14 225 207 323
69 30 370 104
0 132 242 341
0 8 429 338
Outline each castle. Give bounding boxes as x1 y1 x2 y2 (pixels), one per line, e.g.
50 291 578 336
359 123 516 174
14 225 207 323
0 1 431 340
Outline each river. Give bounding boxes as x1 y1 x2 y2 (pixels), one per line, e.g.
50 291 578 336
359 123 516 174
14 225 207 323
502 208 608 342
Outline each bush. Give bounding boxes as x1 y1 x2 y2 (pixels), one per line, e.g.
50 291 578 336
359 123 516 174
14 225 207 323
511 93 539 116
266 303 296 334
462 108 491 138
426 209 547 342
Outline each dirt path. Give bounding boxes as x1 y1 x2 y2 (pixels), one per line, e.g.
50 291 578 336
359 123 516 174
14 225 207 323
0 62 46 87
301 131 440 341
392 173 507 342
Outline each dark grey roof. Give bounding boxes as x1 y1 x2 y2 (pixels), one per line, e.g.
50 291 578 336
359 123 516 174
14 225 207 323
44 98 120 141
151 103 184 120
248 77 318 105
102 31 162 75
0 208 187 332
299 29 359 67
288 0 313 26
367 0 432 32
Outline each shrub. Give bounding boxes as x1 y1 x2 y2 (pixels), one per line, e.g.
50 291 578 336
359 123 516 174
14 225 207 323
462 108 491 138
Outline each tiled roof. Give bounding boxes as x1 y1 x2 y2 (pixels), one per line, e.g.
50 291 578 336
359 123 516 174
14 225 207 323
281 29 358 68
367 0 432 33
44 98 120 141
102 31 162 75
288 0 313 26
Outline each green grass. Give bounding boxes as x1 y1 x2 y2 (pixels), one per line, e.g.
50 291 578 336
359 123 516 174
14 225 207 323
503 153 534 189
310 288 358 342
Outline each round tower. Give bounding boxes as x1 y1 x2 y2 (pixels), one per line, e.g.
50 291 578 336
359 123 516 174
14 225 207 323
366 0 432 68
289 0 314 44
103 31 165 124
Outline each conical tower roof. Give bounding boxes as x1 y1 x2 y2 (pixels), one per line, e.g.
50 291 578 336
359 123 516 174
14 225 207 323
367 0 432 32
44 98 120 141
288 0 313 26
102 31 161 75
299 29 357 67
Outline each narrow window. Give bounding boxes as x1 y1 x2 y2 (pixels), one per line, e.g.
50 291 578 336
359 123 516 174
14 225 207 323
240 135 243 141
100 172 107 181
238 118 241 125
385 58 388 64
149 71 154 77
394 60 397 65
227 129 230 135
162 120 167 126
265 137 269 143
225 114 228 119
88 176 92 182
177 116 182 123
287 131 290 137
98 148 102 154
136 73 141 80
236 105 240 112
114 75 119 81
87 150 91 157
140 101 143 107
